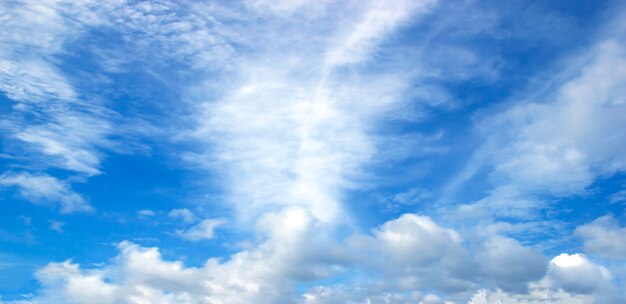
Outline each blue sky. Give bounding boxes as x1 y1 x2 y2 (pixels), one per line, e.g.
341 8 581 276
1 0 626 303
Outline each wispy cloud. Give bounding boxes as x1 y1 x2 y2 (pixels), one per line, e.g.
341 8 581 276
137 209 156 217
444 38 626 223
0 172 93 213
176 218 225 241
189 0 438 224
0 1 116 177
48 220 65 233
168 208 196 224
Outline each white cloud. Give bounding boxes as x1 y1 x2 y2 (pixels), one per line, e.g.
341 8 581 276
11 212 626 304
167 208 196 223
575 215 626 260
303 285 449 304
12 111 114 176
48 221 65 233
609 189 626 204
188 0 439 225
0 0 118 176
370 214 463 268
137 210 156 217
547 253 621 302
18 215 32 226
0 58 76 103
244 0 329 15
5 1 626 304
490 41 626 196
468 252 624 304
0 0 82 103
0 3 454 301
0 172 93 213
348 215 549 296
444 37 626 224
324 0 437 67
16 207 333 303
176 219 225 241
475 236 547 293
468 287 593 304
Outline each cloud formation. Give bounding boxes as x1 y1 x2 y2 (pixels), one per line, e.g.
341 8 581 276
575 215 626 260
0 172 93 213
1 1 626 303
176 219 225 241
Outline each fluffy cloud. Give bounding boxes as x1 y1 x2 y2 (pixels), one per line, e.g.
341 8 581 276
468 287 593 304
547 253 612 295
575 215 626 260
9 212 626 304
0 172 93 213
14 207 331 303
355 214 474 293
475 236 547 293
296 215 548 301
468 253 624 304
303 285 450 304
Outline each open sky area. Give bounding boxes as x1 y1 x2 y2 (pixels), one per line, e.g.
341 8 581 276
1 0 626 303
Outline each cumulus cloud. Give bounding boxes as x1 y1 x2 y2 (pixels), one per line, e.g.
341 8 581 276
0 172 93 213
468 287 593 304
10 211 624 304
575 215 626 260
548 253 610 294
4 212 535 303
475 236 547 293
468 253 624 304
289 214 549 301
16 207 334 303
361 214 469 287
303 285 448 304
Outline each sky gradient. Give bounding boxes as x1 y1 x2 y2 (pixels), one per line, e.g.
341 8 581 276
1 0 626 303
